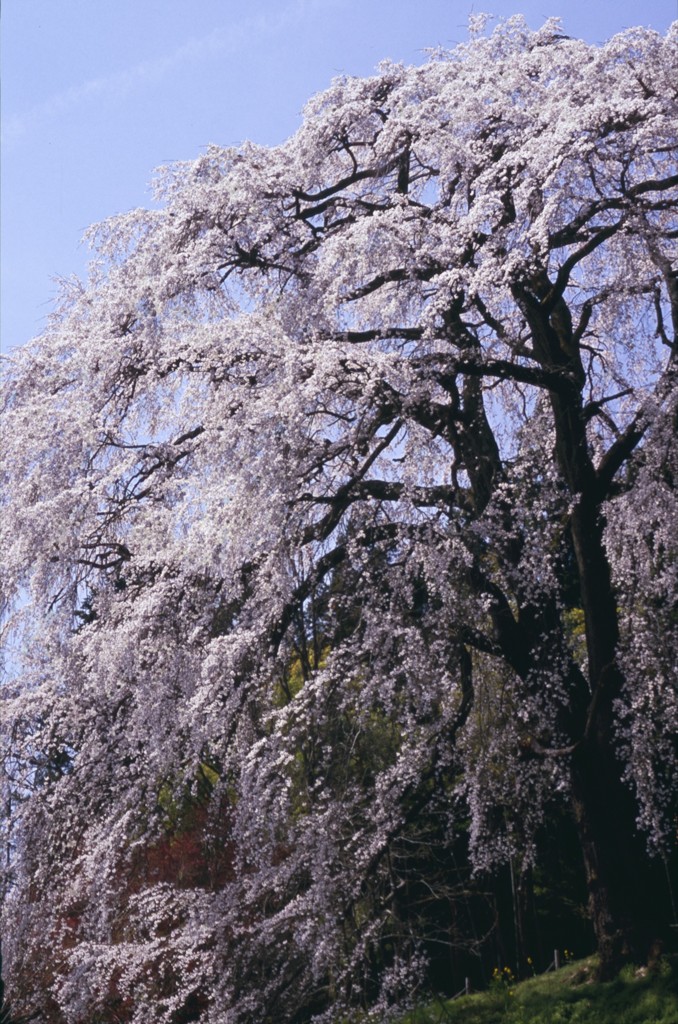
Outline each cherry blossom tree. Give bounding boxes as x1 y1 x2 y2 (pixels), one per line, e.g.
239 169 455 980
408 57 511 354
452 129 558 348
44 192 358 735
2 16 677 1022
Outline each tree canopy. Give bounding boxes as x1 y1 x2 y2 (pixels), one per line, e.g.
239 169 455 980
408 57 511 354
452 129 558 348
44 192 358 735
1 16 677 1023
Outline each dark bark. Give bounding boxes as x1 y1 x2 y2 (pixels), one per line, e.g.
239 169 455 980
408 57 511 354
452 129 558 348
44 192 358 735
569 732 664 978
513 272 666 978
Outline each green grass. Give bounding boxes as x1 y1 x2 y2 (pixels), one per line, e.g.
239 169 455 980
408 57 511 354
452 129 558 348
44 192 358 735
401 957 678 1024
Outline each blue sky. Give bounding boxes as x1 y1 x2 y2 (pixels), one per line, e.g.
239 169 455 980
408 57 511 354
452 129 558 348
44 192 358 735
2 0 676 352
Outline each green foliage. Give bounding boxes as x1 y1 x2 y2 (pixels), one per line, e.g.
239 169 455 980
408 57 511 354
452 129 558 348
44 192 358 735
156 760 220 833
562 607 587 668
400 957 678 1024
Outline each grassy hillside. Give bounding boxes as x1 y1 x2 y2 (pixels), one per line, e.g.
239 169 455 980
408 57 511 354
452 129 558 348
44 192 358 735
402 956 678 1024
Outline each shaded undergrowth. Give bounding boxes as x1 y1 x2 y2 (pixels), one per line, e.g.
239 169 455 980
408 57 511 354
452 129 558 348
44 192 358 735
402 956 678 1024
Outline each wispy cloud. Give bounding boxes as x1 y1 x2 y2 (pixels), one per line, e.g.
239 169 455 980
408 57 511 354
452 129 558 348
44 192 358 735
2 0 345 148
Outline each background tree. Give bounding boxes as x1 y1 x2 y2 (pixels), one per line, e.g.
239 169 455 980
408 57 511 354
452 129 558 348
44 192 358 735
1 16 677 1023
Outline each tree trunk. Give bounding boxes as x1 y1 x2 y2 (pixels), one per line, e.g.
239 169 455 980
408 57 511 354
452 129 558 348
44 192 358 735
567 499 664 978
569 733 664 978
521 283 666 978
